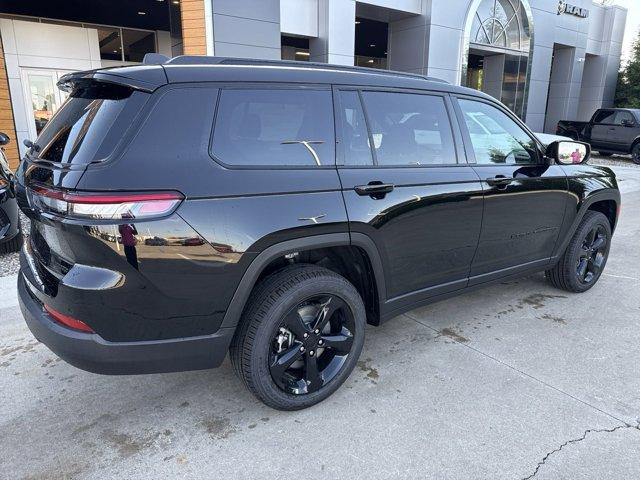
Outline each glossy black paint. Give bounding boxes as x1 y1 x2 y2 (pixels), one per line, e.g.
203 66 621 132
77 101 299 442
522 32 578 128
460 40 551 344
15 59 620 374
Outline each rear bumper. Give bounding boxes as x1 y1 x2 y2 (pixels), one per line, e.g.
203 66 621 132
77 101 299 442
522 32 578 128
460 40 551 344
18 273 234 375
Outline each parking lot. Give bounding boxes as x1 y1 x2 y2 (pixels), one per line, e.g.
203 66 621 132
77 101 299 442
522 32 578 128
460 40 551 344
1 161 640 479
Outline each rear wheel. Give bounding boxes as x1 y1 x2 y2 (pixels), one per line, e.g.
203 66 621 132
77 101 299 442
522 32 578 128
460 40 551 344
0 231 22 254
230 264 366 410
632 143 640 165
546 211 611 293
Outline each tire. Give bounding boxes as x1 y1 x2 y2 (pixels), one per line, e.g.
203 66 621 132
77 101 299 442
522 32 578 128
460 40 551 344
230 264 366 410
0 231 23 254
632 143 640 165
597 151 614 157
546 211 612 293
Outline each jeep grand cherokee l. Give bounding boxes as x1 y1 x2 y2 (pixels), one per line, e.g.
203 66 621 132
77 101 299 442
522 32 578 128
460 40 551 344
15 57 620 410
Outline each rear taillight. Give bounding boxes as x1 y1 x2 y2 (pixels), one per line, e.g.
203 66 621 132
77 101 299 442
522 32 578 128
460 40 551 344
44 305 94 333
29 185 183 221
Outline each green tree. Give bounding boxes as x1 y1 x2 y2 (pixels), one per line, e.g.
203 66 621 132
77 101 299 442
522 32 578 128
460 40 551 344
616 31 640 108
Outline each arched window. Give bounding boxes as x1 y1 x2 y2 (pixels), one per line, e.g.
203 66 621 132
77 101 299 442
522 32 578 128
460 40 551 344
471 0 531 52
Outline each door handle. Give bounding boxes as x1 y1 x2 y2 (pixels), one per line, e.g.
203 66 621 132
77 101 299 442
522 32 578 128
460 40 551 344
486 175 514 189
354 182 395 198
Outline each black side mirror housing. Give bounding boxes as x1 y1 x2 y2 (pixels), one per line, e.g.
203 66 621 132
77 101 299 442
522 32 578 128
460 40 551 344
546 140 591 165
0 132 9 146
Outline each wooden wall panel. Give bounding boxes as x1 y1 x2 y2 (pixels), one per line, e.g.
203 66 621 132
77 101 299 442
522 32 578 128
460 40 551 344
0 33 19 170
180 0 207 56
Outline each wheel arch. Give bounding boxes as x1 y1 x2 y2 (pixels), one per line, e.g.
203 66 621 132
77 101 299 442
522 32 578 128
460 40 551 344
553 189 620 258
220 233 387 331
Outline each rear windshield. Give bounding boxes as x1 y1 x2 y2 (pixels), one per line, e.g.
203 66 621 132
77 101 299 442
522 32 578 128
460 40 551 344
32 83 143 164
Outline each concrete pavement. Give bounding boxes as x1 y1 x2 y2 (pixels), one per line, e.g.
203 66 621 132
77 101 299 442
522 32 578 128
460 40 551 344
1 166 640 479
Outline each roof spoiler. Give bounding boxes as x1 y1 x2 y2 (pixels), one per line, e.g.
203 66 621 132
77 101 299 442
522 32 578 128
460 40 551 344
57 67 167 93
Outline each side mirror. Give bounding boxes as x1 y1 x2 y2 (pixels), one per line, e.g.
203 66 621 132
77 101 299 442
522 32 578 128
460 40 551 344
0 132 9 146
546 140 590 165
622 119 636 127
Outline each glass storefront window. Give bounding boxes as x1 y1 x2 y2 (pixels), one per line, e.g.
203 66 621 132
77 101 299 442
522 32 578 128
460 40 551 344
92 26 122 61
122 29 157 63
465 0 533 120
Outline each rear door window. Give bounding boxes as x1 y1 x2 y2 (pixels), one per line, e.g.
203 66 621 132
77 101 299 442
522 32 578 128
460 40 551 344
360 91 456 166
32 83 144 164
211 88 335 167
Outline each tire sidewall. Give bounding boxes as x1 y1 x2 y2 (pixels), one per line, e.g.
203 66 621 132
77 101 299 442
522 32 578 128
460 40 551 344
247 272 366 409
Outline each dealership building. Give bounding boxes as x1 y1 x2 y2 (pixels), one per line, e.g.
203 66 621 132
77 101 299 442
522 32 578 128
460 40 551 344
0 0 627 169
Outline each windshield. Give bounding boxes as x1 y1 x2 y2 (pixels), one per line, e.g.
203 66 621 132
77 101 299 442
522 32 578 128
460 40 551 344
32 83 136 164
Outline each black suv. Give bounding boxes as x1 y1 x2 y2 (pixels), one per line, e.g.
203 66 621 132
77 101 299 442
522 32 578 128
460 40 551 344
15 57 620 410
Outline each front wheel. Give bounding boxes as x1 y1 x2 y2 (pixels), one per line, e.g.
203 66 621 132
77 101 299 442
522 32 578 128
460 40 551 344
546 211 612 293
230 265 366 410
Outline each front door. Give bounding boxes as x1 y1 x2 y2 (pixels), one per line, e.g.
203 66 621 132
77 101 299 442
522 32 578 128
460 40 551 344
454 97 569 284
335 88 484 306
608 110 639 152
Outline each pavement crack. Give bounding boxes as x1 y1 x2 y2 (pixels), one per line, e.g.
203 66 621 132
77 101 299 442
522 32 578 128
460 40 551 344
522 423 640 480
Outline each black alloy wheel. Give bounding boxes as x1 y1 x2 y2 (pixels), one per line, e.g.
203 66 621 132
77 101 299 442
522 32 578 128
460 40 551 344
546 211 612 293
230 264 366 410
576 224 608 285
270 294 355 395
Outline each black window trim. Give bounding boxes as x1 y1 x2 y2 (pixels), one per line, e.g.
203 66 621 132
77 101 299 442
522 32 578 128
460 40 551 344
451 94 545 167
333 85 464 169
208 82 338 171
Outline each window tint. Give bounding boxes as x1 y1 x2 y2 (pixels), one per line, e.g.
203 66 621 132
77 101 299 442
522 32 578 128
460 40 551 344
459 99 538 165
212 89 334 166
594 110 616 124
614 111 635 125
32 83 137 164
337 91 373 166
361 92 456 166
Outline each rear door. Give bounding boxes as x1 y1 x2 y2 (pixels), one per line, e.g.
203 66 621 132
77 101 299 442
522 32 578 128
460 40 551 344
335 87 483 308
453 96 568 283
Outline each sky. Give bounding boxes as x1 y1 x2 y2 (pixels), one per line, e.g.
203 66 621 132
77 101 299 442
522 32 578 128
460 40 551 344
614 0 640 63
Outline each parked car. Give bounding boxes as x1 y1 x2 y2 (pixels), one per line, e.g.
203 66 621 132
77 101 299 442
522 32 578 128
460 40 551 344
15 58 620 410
0 132 22 254
557 108 640 164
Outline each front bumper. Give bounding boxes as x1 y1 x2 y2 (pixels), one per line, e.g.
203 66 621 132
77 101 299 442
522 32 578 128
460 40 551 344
18 273 234 375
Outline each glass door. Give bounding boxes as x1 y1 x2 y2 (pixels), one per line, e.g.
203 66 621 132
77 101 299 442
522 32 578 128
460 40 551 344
22 69 73 141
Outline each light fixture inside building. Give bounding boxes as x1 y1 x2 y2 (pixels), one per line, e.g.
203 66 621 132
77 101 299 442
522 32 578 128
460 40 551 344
368 59 374 63
138 11 146 15
355 21 361 24
296 51 310 56
172 0 179 4
369 44 376 47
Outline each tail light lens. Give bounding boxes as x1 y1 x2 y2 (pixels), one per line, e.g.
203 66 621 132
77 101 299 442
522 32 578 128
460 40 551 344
29 185 183 221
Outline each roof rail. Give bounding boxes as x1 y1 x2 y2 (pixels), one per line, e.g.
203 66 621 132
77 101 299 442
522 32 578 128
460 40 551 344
164 56 450 84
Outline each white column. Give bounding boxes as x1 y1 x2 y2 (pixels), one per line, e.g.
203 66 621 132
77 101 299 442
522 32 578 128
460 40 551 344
309 0 355 65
